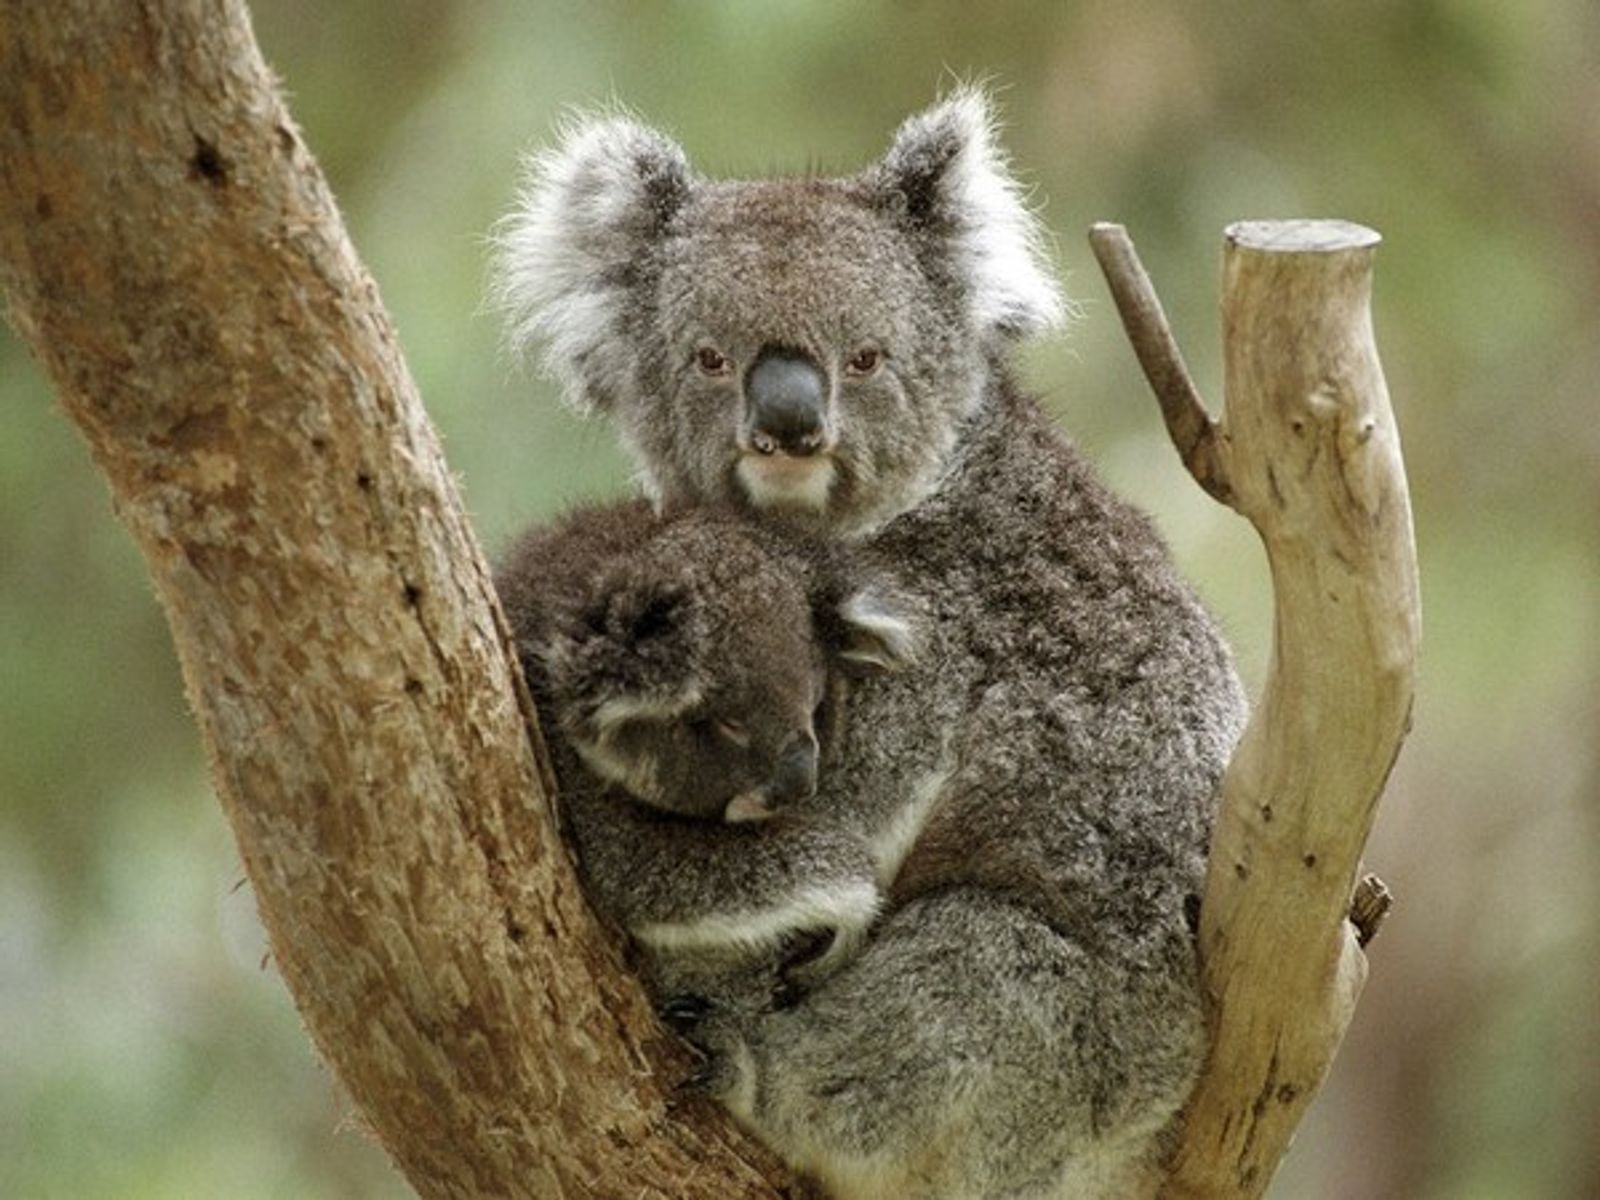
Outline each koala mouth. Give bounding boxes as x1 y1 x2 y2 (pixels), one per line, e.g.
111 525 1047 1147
735 450 836 512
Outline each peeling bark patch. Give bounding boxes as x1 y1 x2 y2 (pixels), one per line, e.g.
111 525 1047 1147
190 135 230 186
35 193 53 220
405 676 424 696
356 471 374 491
404 582 422 607
1302 853 1318 869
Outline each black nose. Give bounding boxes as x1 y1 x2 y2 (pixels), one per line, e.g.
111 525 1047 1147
746 350 827 457
765 734 819 805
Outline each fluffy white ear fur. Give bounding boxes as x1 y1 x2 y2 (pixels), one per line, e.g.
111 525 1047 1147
490 113 691 412
494 92 1059 407
880 87 1067 339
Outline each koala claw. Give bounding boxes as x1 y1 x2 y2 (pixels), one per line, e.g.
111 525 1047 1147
672 1013 748 1101
771 975 807 1012
658 992 716 1032
677 1054 731 1096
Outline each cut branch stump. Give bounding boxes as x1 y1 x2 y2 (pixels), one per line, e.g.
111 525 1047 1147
1091 220 1421 1199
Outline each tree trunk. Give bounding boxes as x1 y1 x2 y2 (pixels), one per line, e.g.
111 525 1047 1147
0 3 788 1197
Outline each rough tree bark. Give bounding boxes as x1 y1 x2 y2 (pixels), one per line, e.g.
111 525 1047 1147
0 3 1418 1196
1091 221 1420 1198
0 3 790 1197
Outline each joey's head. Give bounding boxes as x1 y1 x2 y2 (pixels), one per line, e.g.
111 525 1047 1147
541 516 915 822
494 89 1064 535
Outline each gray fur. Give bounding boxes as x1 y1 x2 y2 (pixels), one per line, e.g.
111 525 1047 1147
494 502 911 974
494 88 1247 1199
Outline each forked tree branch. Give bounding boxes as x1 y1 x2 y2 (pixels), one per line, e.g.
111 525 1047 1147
0 3 789 1197
1090 221 1421 1198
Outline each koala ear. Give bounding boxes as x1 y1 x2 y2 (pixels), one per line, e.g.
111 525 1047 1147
492 111 694 413
564 573 708 732
834 588 920 675
874 87 1065 340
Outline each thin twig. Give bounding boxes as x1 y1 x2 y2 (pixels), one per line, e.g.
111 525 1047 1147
1087 223 1233 506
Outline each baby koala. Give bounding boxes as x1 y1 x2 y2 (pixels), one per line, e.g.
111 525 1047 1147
495 499 915 980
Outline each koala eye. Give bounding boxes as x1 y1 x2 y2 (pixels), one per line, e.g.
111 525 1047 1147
844 347 881 377
695 346 734 376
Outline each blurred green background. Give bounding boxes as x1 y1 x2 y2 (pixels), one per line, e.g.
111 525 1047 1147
3 2 1597 1196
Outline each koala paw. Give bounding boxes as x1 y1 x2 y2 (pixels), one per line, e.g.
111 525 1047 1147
670 1008 753 1109
772 930 836 1005
677 1046 738 1097
778 918 868 995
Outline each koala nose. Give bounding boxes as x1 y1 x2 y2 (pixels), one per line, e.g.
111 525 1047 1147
766 734 819 806
746 350 827 457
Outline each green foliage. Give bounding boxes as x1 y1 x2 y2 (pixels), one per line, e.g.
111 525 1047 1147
3 1 1596 1195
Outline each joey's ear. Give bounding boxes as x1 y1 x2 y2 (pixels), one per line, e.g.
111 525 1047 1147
561 572 709 731
492 111 694 413
834 588 920 675
873 87 1065 340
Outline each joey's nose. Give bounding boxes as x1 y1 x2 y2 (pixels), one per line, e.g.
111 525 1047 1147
746 351 827 457
766 735 819 806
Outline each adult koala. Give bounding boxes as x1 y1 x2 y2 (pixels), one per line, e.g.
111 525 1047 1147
494 89 1246 1200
